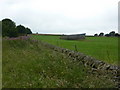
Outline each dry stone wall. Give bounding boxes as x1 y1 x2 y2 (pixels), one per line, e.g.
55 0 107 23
34 39 120 88
40 40 119 70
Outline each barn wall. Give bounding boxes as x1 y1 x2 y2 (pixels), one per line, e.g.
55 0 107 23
60 34 85 40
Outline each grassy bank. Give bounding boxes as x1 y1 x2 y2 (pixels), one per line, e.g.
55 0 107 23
32 35 118 65
2 39 116 88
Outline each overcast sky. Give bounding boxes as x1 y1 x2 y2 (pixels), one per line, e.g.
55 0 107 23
0 0 119 35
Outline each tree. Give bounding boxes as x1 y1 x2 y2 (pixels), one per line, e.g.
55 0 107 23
16 25 26 36
105 34 110 37
94 34 98 36
99 32 104 36
115 33 120 37
2 18 32 37
109 31 115 36
25 27 32 34
2 18 18 37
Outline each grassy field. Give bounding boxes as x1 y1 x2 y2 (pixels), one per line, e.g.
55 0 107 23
2 39 115 88
32 35 118 65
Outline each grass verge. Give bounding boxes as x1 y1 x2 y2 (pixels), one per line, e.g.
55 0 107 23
2 39 116 88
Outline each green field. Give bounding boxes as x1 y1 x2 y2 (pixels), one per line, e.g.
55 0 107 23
2 39 115 88
32 35 118 65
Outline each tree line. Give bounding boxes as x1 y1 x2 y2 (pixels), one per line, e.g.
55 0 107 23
1 18 32 37
94 31 120 37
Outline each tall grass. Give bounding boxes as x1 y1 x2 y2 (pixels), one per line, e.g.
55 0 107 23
2 39 116 88
32 35 118 65
0 36 2 89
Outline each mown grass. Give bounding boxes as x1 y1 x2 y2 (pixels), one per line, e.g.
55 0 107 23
2 39 115 88
32 35 118 65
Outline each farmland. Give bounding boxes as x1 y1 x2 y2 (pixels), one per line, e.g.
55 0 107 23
2 39 116 88
32 35 118 65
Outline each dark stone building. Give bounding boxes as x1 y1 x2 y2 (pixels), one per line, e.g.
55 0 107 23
60 33 86 40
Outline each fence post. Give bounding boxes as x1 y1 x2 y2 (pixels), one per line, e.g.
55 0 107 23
74 44 78 52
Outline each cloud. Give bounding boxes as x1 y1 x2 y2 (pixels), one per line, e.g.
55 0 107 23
0 0 119 35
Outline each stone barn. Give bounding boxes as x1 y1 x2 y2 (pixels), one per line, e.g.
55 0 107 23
60 33 86 40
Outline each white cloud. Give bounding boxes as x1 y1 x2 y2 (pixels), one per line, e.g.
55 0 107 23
0 0 119 35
